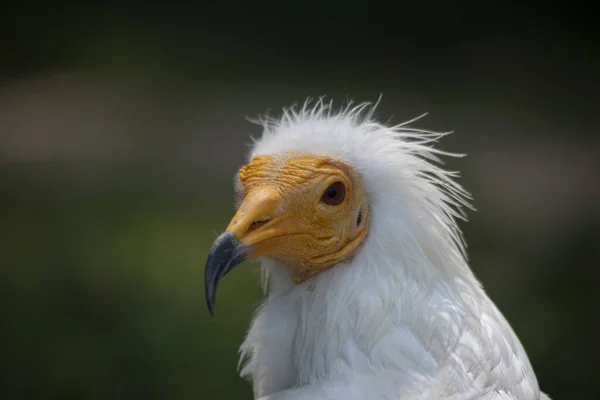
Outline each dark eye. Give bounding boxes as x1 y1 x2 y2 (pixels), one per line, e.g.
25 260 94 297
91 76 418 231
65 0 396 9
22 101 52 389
321 182 346 206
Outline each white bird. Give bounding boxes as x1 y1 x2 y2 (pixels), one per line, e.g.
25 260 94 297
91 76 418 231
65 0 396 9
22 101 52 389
204 99 550 400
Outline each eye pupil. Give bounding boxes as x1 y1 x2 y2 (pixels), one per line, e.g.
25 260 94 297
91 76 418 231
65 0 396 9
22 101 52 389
321 182 346 205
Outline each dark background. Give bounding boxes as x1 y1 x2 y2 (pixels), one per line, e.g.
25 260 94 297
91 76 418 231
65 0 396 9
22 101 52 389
1 2 598 399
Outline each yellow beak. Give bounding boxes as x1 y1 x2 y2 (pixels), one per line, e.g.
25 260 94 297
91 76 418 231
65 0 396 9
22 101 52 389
204 186 303 315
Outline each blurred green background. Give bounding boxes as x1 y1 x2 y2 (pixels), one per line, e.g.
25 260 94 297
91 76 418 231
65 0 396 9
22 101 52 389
1 2 598 399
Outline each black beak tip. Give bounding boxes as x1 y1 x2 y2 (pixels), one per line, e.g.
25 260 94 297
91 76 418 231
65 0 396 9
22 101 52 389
205 283 216 317
204 232 247 317
207 300 215 317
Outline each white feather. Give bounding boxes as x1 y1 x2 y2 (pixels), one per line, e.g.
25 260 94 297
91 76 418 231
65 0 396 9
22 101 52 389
237 98 549 399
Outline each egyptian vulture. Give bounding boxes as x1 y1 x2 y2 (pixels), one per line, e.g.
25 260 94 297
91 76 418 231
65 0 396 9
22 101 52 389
204 99 550 400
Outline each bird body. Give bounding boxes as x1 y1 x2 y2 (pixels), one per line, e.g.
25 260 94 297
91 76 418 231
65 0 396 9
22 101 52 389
205 100 550 399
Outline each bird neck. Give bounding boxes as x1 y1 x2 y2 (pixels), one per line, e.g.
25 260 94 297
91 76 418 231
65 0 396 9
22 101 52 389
241 240 486 393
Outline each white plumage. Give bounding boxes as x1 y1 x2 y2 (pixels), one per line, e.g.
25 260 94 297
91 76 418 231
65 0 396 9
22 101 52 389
211 99 550 399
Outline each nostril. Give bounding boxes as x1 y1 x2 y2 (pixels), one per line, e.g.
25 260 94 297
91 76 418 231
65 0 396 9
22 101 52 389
249 219 270 230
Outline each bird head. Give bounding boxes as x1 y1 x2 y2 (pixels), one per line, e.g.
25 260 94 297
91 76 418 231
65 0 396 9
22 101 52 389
205 99 472 315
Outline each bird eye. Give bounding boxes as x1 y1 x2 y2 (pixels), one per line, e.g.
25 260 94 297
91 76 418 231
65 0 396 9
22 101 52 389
321 182 346 206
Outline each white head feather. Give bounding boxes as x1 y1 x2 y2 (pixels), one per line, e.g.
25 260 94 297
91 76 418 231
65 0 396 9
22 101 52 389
234 98 546 400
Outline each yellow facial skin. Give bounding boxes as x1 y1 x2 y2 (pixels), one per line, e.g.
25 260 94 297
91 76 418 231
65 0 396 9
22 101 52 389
224 153 370 282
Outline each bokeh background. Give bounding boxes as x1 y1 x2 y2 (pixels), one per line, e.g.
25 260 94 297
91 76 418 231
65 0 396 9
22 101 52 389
1 2 598 399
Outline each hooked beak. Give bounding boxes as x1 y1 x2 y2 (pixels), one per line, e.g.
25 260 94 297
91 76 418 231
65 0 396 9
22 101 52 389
204 186 288 316
204 232 248 316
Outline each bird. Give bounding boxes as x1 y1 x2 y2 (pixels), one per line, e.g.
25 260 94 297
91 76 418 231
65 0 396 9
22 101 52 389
204 98 550 400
